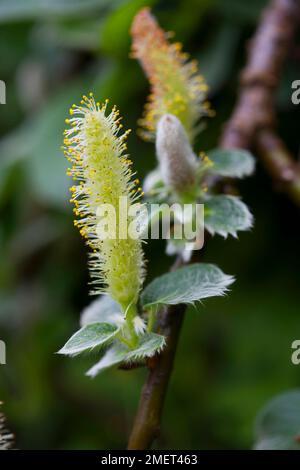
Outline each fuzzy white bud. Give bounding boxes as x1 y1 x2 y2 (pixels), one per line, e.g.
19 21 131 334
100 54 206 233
156 114 198 193
133 316 146 335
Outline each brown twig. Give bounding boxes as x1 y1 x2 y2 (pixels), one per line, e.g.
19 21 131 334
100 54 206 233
127 300 185 449
127 256 185 449
220 0 300 204
257 129 300 205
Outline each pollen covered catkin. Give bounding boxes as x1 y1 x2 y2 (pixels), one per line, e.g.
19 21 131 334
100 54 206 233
63 95 145 311
131 7 213 142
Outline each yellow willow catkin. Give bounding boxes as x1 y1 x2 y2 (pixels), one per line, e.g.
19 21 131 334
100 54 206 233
63 94 145 312
131 7 214 142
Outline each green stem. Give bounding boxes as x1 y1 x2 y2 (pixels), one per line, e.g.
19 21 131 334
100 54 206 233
123 303 139 348
147 307 156 332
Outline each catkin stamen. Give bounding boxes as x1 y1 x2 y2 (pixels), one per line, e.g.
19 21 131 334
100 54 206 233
63 95 145 311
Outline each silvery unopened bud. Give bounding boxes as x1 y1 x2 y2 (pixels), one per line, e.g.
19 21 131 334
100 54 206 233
156 114 198 193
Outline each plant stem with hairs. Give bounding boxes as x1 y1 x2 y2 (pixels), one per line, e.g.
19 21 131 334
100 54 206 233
127 257 184 449
127 8 254 450
128 0 300 448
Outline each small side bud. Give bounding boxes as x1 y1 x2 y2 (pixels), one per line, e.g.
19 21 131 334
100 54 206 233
133 316 146 335
156 114 198 193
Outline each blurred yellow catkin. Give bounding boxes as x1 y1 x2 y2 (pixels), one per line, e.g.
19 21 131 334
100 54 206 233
131 7 213 142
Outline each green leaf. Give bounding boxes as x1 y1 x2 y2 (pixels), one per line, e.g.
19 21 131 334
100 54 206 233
217 0 265 25
125 333 166 361
0 0 118 22
254 390 300 450
0 66 115 208
199 24 240 93
0 80 85 208
166 238 193 262
207 149 255 178
143 168 164 195
35 19 103 52
80 295 123 327
137 202 171 239
141 263 234 308
162 0 212 42
205 195 253 238
101 0 157 57
86 333 166 377
86 343 128 377
58 322 119 356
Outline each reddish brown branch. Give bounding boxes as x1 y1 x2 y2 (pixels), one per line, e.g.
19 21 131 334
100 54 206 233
127 257 184 449
257 129 300 205
220 0 300 204
127 300 185 449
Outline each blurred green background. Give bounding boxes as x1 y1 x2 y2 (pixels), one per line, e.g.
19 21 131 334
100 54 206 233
0 0 300 450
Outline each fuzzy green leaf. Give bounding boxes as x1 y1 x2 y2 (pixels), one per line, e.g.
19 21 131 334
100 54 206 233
86 343 128 377
86 333 166 377
58 322 119 356
207 148 255 178
126 333 166 361
254 390 300 450
80 295 122 327
141 263 234 308
101 0 157 57
0 0 117 22
137 202 171 239
143 168 163 194
205 195 253 238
